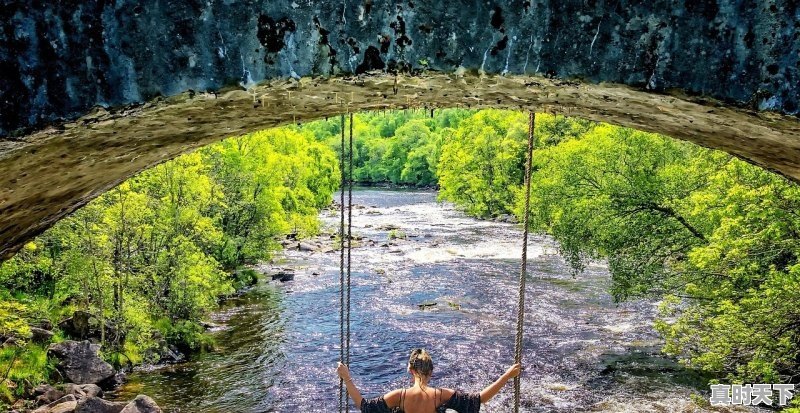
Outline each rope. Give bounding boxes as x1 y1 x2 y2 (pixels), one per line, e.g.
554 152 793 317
339 113 346 413
514 111 535 413
339 112 355 413
346 111 354 383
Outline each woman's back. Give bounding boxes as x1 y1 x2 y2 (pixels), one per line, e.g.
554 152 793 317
390 386 455 413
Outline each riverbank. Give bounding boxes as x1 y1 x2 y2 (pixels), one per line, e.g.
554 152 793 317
0 270 263 413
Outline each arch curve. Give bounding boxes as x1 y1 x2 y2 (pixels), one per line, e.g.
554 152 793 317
1 0 799 259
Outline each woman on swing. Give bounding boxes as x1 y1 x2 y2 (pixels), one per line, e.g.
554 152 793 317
337 348 522 413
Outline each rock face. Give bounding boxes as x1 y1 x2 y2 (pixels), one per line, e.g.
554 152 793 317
47 341 116 385
119 395 162 413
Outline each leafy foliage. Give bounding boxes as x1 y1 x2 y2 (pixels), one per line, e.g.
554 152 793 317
521 122 800 383
0 127 339 389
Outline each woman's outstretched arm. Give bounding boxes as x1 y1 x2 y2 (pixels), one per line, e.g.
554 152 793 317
337 362 365 407
479 363 521 403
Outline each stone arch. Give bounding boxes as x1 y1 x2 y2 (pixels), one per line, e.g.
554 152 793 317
1 1 799 258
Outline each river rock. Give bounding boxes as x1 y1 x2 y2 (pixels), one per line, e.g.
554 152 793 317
62 383 103 400
494 214 516 223
33 384 55 397
119 395 162 413
297 242 317 252
33 394 77 413
75 397 126 413
3 336 21 347
30 327 55 343
158 345 185 364
33 385 65 406
47 341 116 385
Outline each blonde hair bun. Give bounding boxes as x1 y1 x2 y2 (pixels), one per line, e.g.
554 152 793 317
409 348 434 377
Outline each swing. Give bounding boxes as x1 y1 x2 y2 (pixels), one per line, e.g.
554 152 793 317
338 111 536 413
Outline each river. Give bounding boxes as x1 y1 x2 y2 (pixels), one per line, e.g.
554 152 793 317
111 188 748 412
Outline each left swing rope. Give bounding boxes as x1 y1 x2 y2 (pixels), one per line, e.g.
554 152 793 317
338 112 354 412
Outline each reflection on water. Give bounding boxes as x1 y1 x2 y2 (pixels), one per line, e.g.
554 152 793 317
111 188 758 412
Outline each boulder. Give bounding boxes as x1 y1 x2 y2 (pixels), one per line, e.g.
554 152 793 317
158 345 185 364
119 395 162 413
33 384 56 397
32 394 76 413
270 271 294 282
2 337 21 347
50 401 79 413
61 383 103 400
75 397 126 413
297 242 317 252
36 319 54 330
47 341 116 385
34 385 65 406
495 214 517 223
30 327 55 343
79 385 102 399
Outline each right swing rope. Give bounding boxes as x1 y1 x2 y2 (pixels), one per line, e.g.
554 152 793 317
514 111 535 413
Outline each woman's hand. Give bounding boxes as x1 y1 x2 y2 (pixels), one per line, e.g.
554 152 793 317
480 363 523 403
337 362 364 406
504 363 522 379
337 362 351 381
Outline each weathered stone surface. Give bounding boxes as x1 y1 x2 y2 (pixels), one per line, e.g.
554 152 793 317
47 341 116 385
1 0 798 138
34 385 65 406
74 397 125 413
0 0 800 259
61 383 103 401
33 384 55 397
119 395 162 413
77 385 103 400
30 327 55 343
12 74 787 265
298 242 318 252
36 319 54 330
32 394 77 413
0 0 800 266
48 401 78 413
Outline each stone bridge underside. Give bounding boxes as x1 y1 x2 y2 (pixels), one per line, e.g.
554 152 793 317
1 1 799 259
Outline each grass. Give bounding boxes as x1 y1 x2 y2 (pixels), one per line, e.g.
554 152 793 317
0 342 55 404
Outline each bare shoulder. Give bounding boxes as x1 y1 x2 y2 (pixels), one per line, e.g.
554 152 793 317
383 388 403 407
438 388 456 400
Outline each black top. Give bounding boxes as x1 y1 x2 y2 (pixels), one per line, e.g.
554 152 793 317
360 390 481 413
